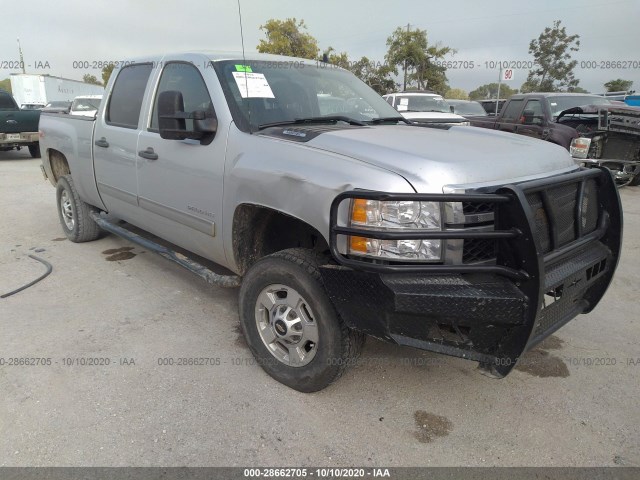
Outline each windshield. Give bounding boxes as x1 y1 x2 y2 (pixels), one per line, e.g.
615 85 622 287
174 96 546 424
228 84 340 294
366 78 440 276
449 101 487 116
395 95 450 113
213 60 403 131
547 96 612 117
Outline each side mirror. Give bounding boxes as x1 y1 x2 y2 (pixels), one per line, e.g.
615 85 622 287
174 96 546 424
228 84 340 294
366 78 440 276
522 109 535 125
158 90 217 144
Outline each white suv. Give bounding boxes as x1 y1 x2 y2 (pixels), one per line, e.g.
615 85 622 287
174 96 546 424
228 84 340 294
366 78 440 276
383 91 469 125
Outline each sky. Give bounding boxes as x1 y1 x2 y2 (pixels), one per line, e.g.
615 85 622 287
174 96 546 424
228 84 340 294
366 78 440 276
1 0 639 94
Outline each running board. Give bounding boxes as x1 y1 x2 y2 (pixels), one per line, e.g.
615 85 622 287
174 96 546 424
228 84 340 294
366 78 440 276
90 212 241 288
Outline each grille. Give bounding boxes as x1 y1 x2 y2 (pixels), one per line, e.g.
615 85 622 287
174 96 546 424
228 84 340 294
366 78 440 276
463 239 496 264
526 179 599 254
462 202 494 216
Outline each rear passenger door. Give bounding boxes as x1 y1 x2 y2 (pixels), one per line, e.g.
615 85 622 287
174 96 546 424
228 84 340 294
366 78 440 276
93 63 154 216
135 61 227 265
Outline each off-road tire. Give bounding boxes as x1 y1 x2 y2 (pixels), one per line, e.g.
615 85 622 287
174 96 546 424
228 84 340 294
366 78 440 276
56 174 102 242
238 248 365 392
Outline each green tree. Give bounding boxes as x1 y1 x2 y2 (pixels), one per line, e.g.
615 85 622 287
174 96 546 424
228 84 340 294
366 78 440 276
350 57 396 95
604 79 633 92
257 18 319 60
0 78 11 93
82 74 102 85
521 20 580 92
101 64 115 85
385 26 453 94
469 83 518 100
445 88 468 100
567 86 590 93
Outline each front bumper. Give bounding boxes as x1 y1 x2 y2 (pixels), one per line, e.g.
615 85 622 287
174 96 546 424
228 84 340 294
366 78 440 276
323 167 622 377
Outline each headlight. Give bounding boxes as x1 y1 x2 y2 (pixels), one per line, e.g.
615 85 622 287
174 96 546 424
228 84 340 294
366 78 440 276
570 137 591 159
348 199 442 261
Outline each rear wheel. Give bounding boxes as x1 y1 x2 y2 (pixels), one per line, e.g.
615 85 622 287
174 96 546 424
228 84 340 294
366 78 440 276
28 144 40 158
56 175 102 242
238 248 365 392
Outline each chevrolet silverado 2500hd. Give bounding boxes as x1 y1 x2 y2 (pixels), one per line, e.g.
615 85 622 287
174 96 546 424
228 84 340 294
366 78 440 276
38 53 622 392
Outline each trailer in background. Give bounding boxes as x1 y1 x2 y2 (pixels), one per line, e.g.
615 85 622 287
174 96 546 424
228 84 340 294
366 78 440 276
9 74 104 109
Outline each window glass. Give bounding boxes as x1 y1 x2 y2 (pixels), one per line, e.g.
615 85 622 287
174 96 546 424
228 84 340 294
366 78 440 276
106 64 153 128
501 99 524 121
522 99 544 123
0 92 17 109
151 63 214 131
213 60 402 132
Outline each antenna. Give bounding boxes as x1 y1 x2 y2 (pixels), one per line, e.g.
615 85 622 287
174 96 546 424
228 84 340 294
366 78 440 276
236 0 252 132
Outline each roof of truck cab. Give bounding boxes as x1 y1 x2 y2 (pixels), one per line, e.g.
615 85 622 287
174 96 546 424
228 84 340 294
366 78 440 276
119 51 328 65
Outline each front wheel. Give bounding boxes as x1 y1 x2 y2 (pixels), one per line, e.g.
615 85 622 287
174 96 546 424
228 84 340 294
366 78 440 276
56 175 102 242
238 248 365 392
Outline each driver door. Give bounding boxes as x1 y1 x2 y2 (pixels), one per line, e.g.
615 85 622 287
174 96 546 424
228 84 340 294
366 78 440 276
136 61 227 265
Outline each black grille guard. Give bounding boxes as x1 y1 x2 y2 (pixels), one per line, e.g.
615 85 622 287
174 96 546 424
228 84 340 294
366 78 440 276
328 167 622 376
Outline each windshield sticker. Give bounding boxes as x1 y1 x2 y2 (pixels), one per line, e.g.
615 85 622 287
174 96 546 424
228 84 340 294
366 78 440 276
232 72 275 98
235 64 253 72
399 98 409 105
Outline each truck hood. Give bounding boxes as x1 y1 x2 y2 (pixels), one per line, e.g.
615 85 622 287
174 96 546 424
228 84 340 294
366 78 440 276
302 124 576 192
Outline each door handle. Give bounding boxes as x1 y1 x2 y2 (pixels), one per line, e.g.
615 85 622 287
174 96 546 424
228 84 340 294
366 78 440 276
138 147 158 160
94 137 109 148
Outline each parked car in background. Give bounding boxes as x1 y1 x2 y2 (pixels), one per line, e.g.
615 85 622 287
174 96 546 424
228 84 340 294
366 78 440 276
469 93 640 186
42 100 72 114
447 99 487 117
0 89 41 157
21 103 45 110
383 91 469 125
478 99 506 116
69 95 103 117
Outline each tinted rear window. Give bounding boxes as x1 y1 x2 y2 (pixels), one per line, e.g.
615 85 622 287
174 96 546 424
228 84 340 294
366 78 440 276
106 64 153 128
0 92 17 110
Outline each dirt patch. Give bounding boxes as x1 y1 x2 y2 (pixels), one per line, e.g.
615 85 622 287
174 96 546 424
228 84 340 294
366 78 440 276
234 324 248 348
413 410 453 443
102 246 136 262
538 335 564 351
515 334 569 378
516 349 569 378
102 246 135 255
52 237 67 242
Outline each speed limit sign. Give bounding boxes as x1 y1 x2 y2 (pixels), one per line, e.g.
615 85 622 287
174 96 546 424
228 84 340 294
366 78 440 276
501 68 515 81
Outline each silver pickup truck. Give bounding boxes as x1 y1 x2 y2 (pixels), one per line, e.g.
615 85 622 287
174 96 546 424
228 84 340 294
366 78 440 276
39 52 622 392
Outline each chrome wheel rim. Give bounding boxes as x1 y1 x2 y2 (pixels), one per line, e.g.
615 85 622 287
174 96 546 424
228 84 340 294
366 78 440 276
60 189 75 230
254 284 319 367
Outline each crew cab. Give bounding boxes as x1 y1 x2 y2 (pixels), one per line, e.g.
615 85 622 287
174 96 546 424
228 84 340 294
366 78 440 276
469 93 640 186
38 52 622 392
0 89 41 157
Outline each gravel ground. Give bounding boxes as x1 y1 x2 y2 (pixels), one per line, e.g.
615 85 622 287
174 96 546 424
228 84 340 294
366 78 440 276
1 149 639 467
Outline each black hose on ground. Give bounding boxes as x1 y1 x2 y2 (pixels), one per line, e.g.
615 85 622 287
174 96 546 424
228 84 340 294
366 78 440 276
0 255 53 299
